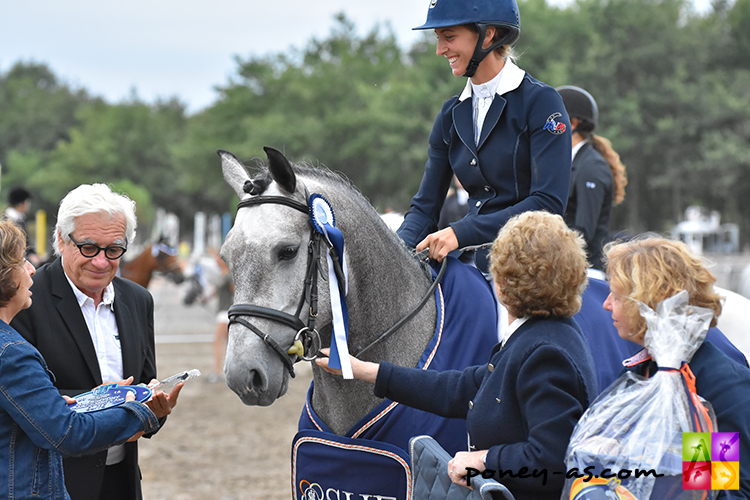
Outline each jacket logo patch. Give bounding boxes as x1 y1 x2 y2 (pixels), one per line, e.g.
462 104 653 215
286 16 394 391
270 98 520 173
543 113 567 135
429 0 438 8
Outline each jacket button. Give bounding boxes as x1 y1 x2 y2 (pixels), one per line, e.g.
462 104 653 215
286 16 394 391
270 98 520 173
496 398 502 404
468 400 474 410
470 158 477 166
475 201 481 208
95 459 104 468
484 185 491 192
488 363 494 372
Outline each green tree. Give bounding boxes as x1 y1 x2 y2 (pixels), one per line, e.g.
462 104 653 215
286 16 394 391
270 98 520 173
173 14 467 214
3 97 187 234
0 62 91 168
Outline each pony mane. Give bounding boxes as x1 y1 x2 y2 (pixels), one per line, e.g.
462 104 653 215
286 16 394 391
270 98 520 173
246 156 432 279
248 158 371 213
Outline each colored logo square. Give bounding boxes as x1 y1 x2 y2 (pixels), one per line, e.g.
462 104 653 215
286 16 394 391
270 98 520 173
712 432 740 462
683 433 712 462
683 461 712 490
712 461 740 490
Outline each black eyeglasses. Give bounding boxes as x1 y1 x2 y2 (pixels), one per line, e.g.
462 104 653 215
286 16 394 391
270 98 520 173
68 234 128 260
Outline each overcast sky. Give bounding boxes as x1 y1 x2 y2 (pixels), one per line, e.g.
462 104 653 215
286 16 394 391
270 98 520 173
1 0 712 114
0 1 428 113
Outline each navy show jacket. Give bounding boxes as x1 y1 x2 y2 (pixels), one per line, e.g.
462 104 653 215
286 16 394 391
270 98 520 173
398 61 572 270
564 141 614 270
375 316 598 500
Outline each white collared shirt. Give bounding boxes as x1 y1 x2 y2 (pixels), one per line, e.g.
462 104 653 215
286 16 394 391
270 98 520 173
471 69 504 144
64 272 123 384
501 315 530 347
4 206 24 223
63 261 125 464
459 60 526 145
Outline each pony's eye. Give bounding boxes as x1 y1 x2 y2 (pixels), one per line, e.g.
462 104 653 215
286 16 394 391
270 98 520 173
278 246 299 261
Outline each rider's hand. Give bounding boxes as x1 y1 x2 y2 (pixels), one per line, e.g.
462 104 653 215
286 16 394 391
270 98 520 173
416 227 458 262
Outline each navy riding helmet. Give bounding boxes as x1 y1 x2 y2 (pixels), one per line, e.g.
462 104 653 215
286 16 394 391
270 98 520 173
414 0 521 78
556 85 599 130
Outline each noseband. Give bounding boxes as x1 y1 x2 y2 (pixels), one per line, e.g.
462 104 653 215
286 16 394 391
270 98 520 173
227 192 447 379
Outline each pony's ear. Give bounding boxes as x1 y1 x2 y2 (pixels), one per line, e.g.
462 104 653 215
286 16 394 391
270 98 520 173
218 149 251 198
264 146 296 194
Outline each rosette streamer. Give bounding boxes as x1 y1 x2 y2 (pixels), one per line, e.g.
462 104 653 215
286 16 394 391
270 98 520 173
309 194 352 379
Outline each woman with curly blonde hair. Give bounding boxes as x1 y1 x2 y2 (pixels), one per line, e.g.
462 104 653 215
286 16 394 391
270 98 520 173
490 210 589 321
602 236 750 498
317 211 598 499
604 237 721 343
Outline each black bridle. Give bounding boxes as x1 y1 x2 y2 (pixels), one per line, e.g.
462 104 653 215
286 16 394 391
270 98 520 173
227 192 447 378
227 194 324 379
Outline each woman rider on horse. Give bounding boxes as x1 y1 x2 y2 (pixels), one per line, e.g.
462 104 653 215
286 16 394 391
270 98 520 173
397 0 573 273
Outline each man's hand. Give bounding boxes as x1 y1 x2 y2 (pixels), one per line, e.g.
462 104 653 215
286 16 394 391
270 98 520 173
146 381 184 418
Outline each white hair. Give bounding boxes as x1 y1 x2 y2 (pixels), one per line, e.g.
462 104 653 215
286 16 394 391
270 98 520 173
54 183 138 256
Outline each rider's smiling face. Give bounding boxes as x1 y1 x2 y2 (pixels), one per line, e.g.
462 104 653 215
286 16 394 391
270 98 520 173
435 25 479 78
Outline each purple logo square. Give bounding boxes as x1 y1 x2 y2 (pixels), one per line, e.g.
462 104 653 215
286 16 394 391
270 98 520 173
712 432 740 462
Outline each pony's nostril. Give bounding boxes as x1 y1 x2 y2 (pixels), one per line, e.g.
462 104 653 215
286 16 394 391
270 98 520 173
249 369 266 392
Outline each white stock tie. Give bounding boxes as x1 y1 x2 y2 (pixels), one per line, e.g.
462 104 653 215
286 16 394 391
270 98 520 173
474 87 493 145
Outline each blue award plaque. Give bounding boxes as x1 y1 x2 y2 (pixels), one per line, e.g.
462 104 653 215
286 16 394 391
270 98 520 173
68 384 152 413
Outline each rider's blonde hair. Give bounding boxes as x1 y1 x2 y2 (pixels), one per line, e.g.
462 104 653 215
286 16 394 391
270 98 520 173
489 211 588 319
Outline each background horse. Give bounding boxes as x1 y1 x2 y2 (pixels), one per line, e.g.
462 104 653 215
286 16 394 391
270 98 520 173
181 252 225 306
120 242 185 288
219 147 497 437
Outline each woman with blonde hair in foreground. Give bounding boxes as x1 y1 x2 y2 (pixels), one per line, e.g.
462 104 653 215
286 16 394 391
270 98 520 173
603 237 750 498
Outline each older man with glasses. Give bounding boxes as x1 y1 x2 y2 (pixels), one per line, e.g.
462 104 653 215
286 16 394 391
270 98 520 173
11 183 181 500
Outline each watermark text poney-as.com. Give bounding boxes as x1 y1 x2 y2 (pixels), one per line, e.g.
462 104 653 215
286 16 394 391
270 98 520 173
463 465 663 487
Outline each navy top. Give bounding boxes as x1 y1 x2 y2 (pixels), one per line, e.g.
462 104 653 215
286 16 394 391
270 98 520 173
375 316 597 500
564 142 614 270
397 63 571 271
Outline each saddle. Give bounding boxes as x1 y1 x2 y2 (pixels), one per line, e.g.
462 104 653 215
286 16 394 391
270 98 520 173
409 435 514 500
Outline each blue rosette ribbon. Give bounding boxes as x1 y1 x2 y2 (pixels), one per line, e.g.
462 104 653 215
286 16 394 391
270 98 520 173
309 194 352 379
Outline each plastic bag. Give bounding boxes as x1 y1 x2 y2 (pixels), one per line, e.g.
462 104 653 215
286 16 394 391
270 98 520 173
562 290 717 500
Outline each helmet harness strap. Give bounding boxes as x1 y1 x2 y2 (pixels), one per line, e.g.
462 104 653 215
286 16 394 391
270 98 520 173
463 23 517 79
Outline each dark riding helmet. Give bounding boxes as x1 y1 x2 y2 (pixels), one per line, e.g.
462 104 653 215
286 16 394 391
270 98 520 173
8 186 32 207
556 85 599 131
414 0 521 78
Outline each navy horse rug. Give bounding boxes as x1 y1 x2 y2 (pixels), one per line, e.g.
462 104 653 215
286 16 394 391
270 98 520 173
293 257 499 500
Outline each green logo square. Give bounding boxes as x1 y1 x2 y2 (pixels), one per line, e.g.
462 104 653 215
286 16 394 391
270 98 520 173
683 433 712 462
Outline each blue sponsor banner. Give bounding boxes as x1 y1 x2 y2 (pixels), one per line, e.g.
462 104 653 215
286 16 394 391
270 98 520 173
292 430 410 500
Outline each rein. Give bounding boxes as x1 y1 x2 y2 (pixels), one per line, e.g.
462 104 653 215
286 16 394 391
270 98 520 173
227 192 447 378
354 258 447 358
